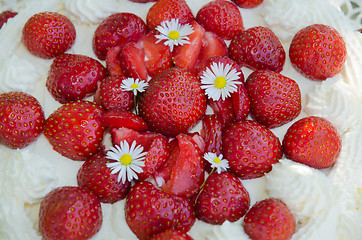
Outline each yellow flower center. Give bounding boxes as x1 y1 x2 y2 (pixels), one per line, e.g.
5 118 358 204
120 154 132 165
131 83 139 89
214 76 226 89
168 30 180 40
213 157 221 164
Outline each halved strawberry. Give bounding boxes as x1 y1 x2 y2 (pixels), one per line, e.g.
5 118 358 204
77 151 131 203
94 75 134 111
93 12 147 60
244 198 295 240
0 91 45 149
44 100 105 161
106 46 124 76
231 83 250 121
161 133 205 198
229 26 286 72
196 0 244 40
146 0 194 30
39 186 102 240
200 114 223 163
125 181 196 240
223 120 282 179
0 11 17 29
282 116 342 169
47 53 107 103
110 127 159 150
100 109 148 131
231 0 264 8
138 67 207 137
195 172 250 225
22 12 76 59
208 97 235 128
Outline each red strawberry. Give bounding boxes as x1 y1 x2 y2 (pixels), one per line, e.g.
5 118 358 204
39 186 103 240
130 0 157 2
161 133 205 198
229 26 286 72
195 172 250 225
125 181 196 240
282 116 342 169
243 198 295 240
110 127 159 150
196 0 244 40
77 151 131 203
231 83 250 121
231 0 264 8
92 13 147 60
105 46 124 76
0 11 17 29
0 91 45 149
146 0 194 30
208 97 235 128
94 75 134 111
223 120 282 179
22 12 76 59
119 32 172 80
200 114 223 156
245 70 301 128
47 53 107 103
289 24 347 81
150 229 193 240
44 100 105 161
100 109 148 131
199 56 244 80
138 67 207 137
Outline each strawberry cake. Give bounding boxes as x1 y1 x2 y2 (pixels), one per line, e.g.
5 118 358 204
0 0 361 239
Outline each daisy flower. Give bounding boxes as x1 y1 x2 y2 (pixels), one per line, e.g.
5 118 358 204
200 62 242 101
155 18 194 51
121 77 149 96
106 140 147 184
203 152 229 174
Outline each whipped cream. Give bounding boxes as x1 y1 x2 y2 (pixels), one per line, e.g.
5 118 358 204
0 0 361 240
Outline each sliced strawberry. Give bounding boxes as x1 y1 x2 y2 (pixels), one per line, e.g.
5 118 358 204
77 151 131 203
44 100 105 161
289 24 347 80
39 186 102 240
95 75 134 111
229 26 286 72
119 41 149 81
245 70 301 128
100 109 148 131
244 198 296 240
22 12 76 59
0 91 45 149
146 0 194 30
196 0 244 40
47 53 107 103
223 120 282 179
106 46 124 76
0 11 17 29
150 230 193 240
231 0 264 8
282 116 342 169
193 31 228 74
93 12 147 60
195 172 250 225
110 127 159 150
138 135 170 181
208 97 235 128
172 21 205 71
161 133 205 198
231 83 250 121
125 181 196 240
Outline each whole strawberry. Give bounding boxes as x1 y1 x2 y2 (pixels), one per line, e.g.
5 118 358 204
93 12 147 60
195 172 250 225
243 198 295 240
231 0 264 8
0 91 45 148
39 186 103 240
0 10 17 29
47 53 107 103
223 120 282 179
282 116 342 169
77 151 131 203
150 230 194 240
146 0 194 30
138 67 207 137
229 26 285 72
289 24 347 81
44 100 105 161
22 12 76 59
245 70 301 128
125 181 196 240
196 0 244 40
